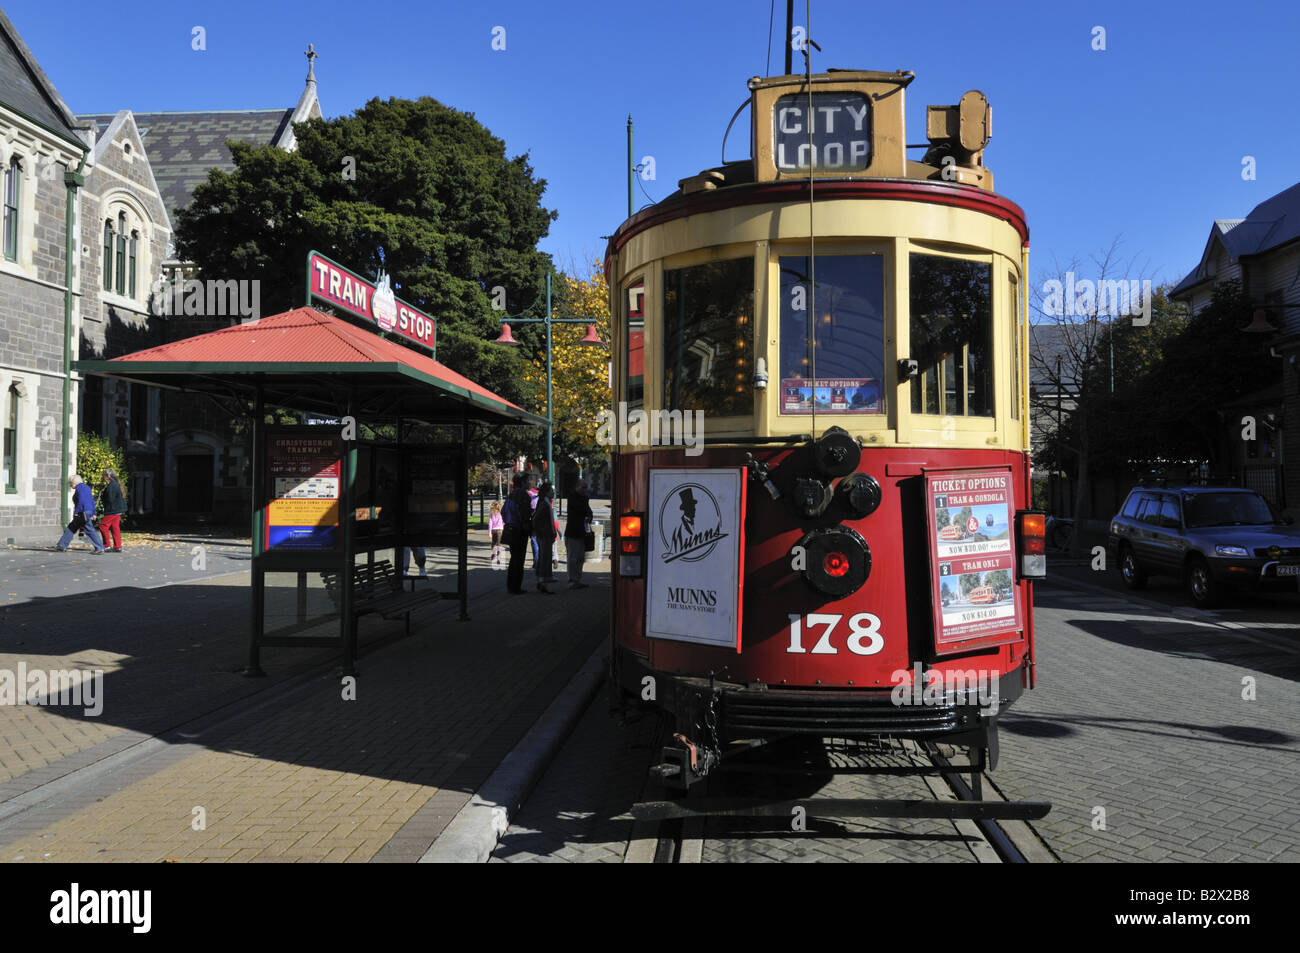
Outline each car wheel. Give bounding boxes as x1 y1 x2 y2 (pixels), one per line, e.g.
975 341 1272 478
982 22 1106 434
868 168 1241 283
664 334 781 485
1119 545 1147 589
1185 557 1222 609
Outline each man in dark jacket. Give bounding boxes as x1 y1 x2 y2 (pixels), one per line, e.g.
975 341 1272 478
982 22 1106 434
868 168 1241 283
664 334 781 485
504 473 534 594
56 475 106 553
98 468 127 552
564 481 593 588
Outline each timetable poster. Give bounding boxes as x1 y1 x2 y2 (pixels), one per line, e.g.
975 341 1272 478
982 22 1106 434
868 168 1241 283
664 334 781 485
405 448 461 538
924 467 1023 651
265 434 342 550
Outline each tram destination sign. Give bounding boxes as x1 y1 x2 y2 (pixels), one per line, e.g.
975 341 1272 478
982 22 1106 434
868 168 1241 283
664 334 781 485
924 467 1024 654
773 91 872 173
306 251 436 352
645 468 747 651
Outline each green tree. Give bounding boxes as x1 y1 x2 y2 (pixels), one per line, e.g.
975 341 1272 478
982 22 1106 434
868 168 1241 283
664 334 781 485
75 433 129 514
173 97 558 463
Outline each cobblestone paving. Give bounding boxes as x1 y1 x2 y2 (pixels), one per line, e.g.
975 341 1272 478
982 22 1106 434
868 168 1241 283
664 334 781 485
492 696 661 863
700 740 990 863
0 544 610 862
991 581 1300 863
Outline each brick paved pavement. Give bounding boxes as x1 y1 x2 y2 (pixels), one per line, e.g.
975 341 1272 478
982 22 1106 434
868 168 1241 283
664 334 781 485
991 580 1300 863
0 541 611 862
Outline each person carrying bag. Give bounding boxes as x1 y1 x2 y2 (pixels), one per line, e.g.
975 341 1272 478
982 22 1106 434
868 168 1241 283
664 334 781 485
503 474 534 594
564 480 593 589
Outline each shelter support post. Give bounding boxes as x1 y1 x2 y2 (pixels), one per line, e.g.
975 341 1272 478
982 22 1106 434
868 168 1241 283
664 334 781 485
459 412 470 621
246 383 267 676
342 389 358 674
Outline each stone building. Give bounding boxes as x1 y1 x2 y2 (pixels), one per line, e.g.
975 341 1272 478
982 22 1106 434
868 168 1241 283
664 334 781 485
0 10 90 543
77 53 322 521
74 110 171 514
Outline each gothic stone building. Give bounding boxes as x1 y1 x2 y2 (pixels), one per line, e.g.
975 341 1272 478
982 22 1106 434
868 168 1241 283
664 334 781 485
0 10 90 542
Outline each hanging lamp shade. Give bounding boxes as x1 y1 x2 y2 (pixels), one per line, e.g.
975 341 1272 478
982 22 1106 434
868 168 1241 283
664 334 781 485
579 324 603 345
1243 310 1276 334
495 323 519 345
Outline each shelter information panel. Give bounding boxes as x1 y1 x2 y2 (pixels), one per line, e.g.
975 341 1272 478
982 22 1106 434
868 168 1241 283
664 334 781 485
265 434 343 550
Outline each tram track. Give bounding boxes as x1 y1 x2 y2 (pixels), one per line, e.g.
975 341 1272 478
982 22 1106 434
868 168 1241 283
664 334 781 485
633 733 1055 863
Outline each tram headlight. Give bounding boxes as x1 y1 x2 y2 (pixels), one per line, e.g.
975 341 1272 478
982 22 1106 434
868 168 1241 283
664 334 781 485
812 426 861 478
797 526 871 597
836 472 882 519
619 512 646 577
792 476 833 518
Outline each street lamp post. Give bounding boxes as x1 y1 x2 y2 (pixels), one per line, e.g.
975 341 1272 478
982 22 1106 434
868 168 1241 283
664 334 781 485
495 270 604 485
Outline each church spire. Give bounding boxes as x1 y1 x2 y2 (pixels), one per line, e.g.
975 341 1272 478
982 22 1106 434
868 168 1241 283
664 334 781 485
305 43 318 85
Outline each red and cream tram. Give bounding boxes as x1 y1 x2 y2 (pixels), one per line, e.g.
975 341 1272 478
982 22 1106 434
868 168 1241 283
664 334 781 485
606 68 1045 789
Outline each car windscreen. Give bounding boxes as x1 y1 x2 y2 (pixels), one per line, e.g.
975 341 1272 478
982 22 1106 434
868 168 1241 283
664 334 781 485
1183 492 1278 528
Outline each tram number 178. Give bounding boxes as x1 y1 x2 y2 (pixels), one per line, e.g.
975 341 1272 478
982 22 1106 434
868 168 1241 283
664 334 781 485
786 613 884 656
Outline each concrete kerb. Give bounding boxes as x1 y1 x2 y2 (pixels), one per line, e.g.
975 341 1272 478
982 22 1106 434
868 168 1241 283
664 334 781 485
419 643 610 863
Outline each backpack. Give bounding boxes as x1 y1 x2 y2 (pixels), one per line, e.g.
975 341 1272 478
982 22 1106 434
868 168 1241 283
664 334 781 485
532 498 555 540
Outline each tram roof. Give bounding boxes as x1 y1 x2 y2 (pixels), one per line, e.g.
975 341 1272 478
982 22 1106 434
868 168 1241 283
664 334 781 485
73 306 547 427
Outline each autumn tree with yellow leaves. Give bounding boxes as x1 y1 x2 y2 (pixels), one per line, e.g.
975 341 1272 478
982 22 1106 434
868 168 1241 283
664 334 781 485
518 263 613 463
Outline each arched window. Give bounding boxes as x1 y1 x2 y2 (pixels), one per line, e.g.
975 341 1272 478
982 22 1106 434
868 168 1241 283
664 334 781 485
103 219 114 291
115 211 127 294
2 156 19 262
128 231 138 297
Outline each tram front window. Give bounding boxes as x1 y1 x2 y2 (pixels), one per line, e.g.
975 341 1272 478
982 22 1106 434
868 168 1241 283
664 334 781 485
662 257 755 417
778 254 885 415
909 254 993 417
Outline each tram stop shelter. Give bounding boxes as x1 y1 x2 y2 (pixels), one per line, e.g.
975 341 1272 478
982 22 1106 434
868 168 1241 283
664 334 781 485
73 302 545 675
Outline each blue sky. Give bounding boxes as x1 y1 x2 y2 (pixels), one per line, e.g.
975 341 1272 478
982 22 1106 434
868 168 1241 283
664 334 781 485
8 0 1299 289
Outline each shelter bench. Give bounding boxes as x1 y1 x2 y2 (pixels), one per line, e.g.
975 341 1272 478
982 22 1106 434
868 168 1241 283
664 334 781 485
319 559 444 637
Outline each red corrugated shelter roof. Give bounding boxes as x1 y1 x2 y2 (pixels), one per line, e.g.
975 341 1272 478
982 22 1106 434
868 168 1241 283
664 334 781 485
108 307 521 410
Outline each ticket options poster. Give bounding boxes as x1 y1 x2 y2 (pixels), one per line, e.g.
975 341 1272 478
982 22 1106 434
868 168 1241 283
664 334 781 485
781 378 880 414
265 434 342 550
924 467 1023 650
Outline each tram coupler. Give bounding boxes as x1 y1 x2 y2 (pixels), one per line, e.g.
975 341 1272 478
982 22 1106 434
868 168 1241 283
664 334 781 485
652 733 720 789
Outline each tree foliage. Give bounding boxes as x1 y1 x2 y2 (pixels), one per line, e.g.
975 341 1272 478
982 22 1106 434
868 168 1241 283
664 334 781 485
173 97 558 463
75 432 129 512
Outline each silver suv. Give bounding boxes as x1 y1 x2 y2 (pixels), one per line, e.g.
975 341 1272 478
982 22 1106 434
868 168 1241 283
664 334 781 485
1108 486 1300 608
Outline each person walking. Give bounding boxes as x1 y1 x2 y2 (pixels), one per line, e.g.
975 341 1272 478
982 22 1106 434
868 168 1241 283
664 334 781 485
504 473 534 594
98 469 126 552
56 475 106 553
532 481 558 594
564 480 593 588
488 501 505 567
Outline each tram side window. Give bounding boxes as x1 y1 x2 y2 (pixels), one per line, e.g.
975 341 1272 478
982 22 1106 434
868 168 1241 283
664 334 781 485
662 258 755 417
624 280 645 411
778 254 885 415
909 255 993 417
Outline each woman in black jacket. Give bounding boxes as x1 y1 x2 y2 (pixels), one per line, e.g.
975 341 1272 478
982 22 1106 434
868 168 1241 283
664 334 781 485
98 469 127 552
504 473 534 594
563 481 593 589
